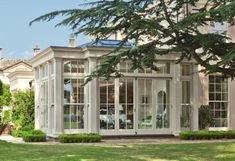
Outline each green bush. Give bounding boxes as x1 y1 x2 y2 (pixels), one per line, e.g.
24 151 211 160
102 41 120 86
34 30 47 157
11 90 34 130
199 105 213 130
11 129 31 137
179 131 235 140
3 110 11 124
58 133 101 143
11 129 45 138
23 133 46 142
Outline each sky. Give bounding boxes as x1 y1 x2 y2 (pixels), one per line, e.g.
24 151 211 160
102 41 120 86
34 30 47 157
0 0 91 59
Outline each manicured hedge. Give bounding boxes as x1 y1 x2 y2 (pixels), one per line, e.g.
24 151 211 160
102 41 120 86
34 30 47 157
58 133 101 143
11 129 46 142
23 133 46 142
179 131 235 140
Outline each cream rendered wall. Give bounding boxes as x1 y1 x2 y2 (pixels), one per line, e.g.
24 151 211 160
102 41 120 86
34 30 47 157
9 77 32 91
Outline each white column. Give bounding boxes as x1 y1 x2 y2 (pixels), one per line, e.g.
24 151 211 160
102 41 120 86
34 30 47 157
34 75 40 129
34 67 41 130
48 62 52 134
53 58 63 135
87 58 99 133
192 64 199 131
172 63 181 136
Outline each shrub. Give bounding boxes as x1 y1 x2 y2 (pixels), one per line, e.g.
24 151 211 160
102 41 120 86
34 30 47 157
23 133 46 142
58 133 101 143
3 110 11 124
11 129 45 139
179 131 235 140
11 129 31 137
199 105 213 130
11 90 34 130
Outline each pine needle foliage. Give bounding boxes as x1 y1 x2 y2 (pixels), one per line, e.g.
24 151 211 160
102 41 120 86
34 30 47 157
30 0 235 81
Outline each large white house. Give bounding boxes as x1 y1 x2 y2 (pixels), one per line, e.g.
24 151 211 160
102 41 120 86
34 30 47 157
30 37 235 137
30 1 235 137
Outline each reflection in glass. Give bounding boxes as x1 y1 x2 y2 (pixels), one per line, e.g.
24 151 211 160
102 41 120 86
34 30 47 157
64 105 84 129
71 61 78 73
99 79 115 130
119 79 134 129
138 79 152 129
156 80 170 128
64 60 71 73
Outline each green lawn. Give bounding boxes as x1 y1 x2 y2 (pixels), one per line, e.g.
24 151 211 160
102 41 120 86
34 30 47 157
1 141 235 161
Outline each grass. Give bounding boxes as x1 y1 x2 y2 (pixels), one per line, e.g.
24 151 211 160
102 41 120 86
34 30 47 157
1 141 235 160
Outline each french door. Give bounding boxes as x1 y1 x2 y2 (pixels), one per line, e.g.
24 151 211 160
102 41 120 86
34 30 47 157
136 78 171 134
99 78 171 135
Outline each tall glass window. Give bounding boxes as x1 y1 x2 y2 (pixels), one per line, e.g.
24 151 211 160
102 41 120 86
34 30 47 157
119 79 134 129
209 75 228 127
99 79 115 130
156 80 170 128
64 79 84 129
41 81 48 128
181 81 191 128
138 79 152 129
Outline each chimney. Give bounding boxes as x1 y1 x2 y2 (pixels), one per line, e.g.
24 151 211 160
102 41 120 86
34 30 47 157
33 45 40 56
68 36 76 47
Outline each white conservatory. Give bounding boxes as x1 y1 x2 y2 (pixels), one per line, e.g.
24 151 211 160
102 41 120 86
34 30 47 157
31 39 235 137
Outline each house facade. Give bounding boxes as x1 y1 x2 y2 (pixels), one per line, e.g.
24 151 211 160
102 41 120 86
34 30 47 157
30 38 235 137
4 61 34 92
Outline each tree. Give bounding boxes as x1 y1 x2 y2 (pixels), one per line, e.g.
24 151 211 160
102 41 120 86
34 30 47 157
0 80 11 108
30 0 235 81
11 90 34 129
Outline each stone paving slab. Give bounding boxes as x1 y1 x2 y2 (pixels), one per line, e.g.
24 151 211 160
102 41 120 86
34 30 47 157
0 135 24 144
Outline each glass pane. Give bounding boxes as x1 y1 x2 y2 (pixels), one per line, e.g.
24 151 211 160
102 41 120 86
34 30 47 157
119 79 126 103
108 80 114 103
156 80 170 129
119 79 134 130
182 81 190 104
100 105 108 129
78 61 84 73
64 60 71 73
127 79 134 103
71 79 78 103
222 83 228 93
64 105 70 129
100 79 107 104
215 84 221 92
119 62 126 73
127 62 134 73
138 79 152 129
78 105 84 129
156 63 170 74
181 105 191 128
108 105 115 129
71 61 78 73
78 79 84 103
64 79 71 103
181 64 191 76
70 105 78 129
